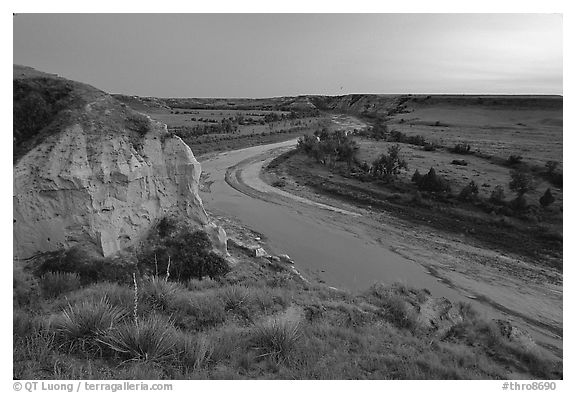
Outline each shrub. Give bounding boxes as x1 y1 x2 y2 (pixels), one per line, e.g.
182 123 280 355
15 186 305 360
249 319 302 364
297 130 358 167
411 169 423 184
13 78 73 150
126 113 151 136
99 314 177 364
458 181 479 202
507 155 523 166
509 169 535 197
39 272 81 298
539 188 555 207
364 122 388 140
415 167 451 193
38 246 137 285
371 144 408 181
51 297 128 355
139 227 230 283
272 179 286 188
451 143 471 155
157 216 178 238
489 185 506 205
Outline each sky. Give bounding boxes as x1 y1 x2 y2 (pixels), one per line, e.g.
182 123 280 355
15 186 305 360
13 13 563 97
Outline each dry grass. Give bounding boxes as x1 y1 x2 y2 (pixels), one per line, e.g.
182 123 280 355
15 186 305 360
13 253 561 379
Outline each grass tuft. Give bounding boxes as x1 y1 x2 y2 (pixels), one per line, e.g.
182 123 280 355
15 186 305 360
51 297 127 355
98 314 177 364
39 271 81 298
250 319 302 364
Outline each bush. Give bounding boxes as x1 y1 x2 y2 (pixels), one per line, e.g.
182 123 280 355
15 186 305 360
371 144 408 181
539 188 555 207
297 129 358 168
509 169 535 197
126 113 151 136
272 179 286 188
415 167 451 193
13 78 73 150
506 155 523 166
411 169 423 184
51 297 128 355
39 272 81 298
451 143 472 155
138 226 230 283
458 181 479 202
38 246 137 285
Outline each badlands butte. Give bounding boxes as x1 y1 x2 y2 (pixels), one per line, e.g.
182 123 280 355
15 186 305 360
13 65 562 379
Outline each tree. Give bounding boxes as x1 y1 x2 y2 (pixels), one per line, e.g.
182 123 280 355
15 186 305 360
411 169 423 184
416 167 451 193
371 144 408 181
509 169 535 198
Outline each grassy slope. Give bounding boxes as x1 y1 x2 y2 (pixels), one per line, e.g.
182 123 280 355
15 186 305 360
14 236 562 380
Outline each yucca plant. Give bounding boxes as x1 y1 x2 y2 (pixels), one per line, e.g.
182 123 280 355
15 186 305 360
219 285 250 311
140 276 184 311
250 319 302 364
51 297 127 355
98 314 177 364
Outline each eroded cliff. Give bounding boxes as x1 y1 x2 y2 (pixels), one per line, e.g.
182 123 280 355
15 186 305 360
13 66 226 259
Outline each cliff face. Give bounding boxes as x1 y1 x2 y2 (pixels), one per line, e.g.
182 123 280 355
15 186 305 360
13 66 226 259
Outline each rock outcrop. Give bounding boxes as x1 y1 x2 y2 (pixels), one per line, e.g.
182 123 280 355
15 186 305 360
13 65 226 259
